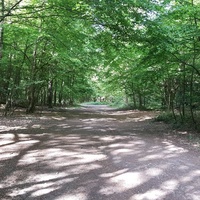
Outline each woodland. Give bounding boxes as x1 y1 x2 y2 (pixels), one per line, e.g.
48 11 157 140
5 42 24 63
0 0 200 129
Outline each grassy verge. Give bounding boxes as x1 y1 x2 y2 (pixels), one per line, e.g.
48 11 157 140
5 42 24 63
81 101 108 106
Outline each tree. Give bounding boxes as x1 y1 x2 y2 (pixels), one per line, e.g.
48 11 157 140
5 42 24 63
0 0 97 114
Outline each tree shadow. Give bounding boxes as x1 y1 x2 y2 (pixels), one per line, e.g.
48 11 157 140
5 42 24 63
0 108 200 200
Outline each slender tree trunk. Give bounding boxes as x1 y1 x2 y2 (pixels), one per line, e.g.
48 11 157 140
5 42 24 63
125 95 129 104
0 0 4 59
53 81 57 106
26 39 37 113
166 79 172 111
58 80 64 105
189 0 197 125
162 81 167 109
143 96 146 108
189 69 196 125
27 85 36 113
47 79 53 108
181 64 186 120
169 79 177 122
43 87 46 105
138 91 142 109
54 89 57 106
3 54 15 115
133 94 136 108
171 96 177 122
0 0 5 103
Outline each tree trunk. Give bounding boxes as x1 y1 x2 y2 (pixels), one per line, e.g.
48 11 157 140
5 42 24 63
0 0 4 59
138 91 143 108
53 81 57 106
189 1 198 126
26 85 36 113
133 94 137 108
171 96 177 122
181 64 186 120
58 80 64 105
125 95 129 105
189 69 196 125
26 37 38 113
47 79 53 108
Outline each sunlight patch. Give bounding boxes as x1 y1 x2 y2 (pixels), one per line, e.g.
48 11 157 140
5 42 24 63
57 124 71 128
123 116 153 122
52 117 66 120
74 153 107 163
109 172 147 192
99 136 117 141
163 142 188 153
0 125 27 132
0 152 19 160
139 154 163 162
112 148 132 156
187 192 200 200
161 179 178 190
56 193 87 200
132 180 178 200
34 173 75 182
31 124 41 128
109 141 145 149
100 169 128 178
64 163 102 174
0 138 13 146
181 170 200 183
132 189 166 200
40 148 106 167
8 181 54 198
31 187 59 197
81 118 116 122
100 171 148 195
145 168 163 176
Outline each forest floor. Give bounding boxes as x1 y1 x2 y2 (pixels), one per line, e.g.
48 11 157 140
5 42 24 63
1 105 200 200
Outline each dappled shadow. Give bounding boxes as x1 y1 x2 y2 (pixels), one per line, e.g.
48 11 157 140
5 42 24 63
0 106 200 200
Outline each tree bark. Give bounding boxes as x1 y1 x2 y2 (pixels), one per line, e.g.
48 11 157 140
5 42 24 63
0 0 4 59
47 79 53 108
26 85 36 113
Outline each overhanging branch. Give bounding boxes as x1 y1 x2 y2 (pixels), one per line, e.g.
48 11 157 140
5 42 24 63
0 0 23 22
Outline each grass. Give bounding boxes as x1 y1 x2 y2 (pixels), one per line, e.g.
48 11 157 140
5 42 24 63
81 101 108 106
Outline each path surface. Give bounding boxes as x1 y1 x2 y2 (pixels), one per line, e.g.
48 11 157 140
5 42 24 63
0 105 200 200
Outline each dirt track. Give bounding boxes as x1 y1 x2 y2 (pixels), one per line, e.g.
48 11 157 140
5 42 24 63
0 105 200 200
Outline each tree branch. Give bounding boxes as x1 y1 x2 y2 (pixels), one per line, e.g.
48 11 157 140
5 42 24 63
170 52 200 76
0 0 23 22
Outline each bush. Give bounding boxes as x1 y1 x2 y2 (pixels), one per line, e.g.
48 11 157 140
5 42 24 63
155 111 200 132
155 112 175 123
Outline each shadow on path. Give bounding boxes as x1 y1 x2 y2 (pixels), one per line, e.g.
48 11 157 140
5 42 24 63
0 106 200 200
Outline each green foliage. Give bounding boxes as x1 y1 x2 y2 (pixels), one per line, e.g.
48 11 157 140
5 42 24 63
155 112 176 124
156 111 200 131
1 0 200 129
82 101 108 106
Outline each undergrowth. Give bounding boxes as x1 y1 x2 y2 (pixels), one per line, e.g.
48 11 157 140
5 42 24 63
82 101 108 106
109 101 152 111
155 112 200 132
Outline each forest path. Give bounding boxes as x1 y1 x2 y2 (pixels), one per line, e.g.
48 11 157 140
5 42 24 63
0 105 200 200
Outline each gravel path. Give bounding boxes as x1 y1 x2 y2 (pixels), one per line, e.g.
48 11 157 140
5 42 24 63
0 105 200 200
